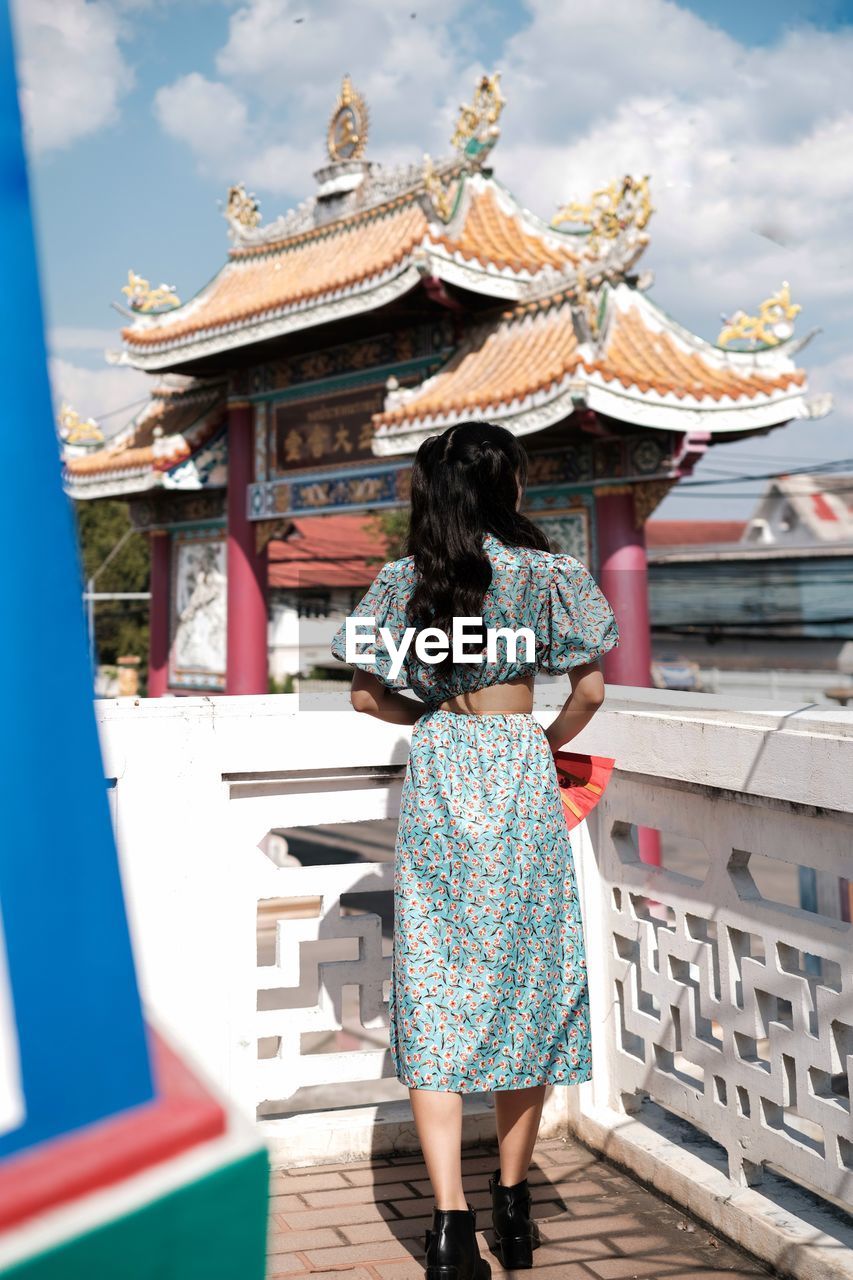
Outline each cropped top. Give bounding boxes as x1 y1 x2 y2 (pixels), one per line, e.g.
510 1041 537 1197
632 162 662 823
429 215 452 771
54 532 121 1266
330 532 619 707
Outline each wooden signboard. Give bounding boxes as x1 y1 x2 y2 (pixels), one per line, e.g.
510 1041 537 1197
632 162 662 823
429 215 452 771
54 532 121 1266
272 385 389 475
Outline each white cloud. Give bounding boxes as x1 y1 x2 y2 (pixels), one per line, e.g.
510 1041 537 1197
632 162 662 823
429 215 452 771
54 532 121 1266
50 326 122 352
217 0 463 126
487 1 853 516
12 0 130 153
490 1 853 481
501 0 738 144
153 72 250 171
149 0 853 509
152 70 316 194
153 0 479 191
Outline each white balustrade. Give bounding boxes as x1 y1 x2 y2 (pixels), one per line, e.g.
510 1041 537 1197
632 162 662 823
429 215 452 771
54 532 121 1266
588 777 852 1198
567 688 853 1279
96 688 853 1274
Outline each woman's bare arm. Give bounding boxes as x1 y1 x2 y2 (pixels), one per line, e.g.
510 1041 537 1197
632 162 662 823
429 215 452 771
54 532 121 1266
543 660 606 753
349 668 427 726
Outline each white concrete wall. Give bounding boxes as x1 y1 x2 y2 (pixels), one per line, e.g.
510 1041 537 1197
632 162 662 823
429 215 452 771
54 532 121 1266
699 665 853 705
268 592 350 681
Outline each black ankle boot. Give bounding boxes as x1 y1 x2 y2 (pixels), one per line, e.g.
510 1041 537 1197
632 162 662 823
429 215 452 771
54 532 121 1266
488 1168 541 1269
423 1203 490 1280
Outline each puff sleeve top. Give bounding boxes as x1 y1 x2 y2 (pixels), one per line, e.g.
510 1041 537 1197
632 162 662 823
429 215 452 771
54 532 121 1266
329 561 413 692
330 532 619 704
537 553 620 674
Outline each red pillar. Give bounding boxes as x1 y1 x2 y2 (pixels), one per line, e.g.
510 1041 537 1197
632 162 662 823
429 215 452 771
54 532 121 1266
596 487 652 689
147 530 170 697
595 486 660 865
226 401 268 695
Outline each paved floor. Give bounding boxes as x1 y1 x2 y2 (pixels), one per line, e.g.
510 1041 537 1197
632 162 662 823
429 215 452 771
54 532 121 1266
267 1136 772 1280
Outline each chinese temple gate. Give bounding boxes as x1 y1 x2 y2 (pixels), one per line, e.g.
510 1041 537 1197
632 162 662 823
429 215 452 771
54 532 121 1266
64 74 827 696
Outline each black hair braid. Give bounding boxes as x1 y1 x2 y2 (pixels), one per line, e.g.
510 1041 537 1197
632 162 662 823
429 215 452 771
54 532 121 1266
405 421 550 667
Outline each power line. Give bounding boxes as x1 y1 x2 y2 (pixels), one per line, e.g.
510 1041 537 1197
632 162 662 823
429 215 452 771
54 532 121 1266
662 488 853 500
678 457 853 489
652 625 853 638
97 394 151 422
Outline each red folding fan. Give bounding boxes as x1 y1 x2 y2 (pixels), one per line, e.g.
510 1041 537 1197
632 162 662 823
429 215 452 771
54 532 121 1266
553 751 615 831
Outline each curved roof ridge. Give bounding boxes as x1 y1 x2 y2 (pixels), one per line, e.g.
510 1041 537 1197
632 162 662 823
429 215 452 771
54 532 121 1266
371 285 817 453
228 187 424 260
617 284 802 374
63 381 227 486
118 169 654 370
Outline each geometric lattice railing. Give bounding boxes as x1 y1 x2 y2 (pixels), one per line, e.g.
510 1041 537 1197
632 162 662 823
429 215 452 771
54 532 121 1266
592 773 853 1204
255 859 394 1111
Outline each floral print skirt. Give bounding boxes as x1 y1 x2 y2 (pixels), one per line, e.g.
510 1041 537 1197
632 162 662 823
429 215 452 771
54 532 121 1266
388 709 592 1093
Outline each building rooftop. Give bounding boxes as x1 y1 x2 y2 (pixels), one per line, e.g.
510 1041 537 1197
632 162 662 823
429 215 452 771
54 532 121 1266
268 514 389 589
373 285 810 452
64 72 830 499
120 180 594 367
63 380 226 497
646 519 748 548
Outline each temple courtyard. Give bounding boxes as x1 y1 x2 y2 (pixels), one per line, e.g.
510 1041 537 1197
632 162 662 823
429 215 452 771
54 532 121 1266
266 1137 770 1279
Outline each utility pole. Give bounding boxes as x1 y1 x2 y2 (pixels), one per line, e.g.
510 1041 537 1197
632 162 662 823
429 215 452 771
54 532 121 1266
83 529 149 675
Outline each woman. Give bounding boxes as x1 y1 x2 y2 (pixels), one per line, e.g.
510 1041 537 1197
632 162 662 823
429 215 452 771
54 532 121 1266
331 421 618 1279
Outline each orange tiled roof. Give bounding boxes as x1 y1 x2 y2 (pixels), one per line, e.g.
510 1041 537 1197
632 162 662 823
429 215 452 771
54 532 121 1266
595 307 804 402
430 187 578 274
376 299 581 426
123 201 428 350
374 291 806 430
64 383 226 477
122 181 580 353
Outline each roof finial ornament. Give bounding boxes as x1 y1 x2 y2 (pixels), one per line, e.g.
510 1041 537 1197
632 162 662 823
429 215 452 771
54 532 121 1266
551 175 653 253
225 183 262 231
422 154 455 221
572 268 605 344
717 282 801 349
58 402 104 446
121 270 181 313
327 75 369 163
451 71 505 165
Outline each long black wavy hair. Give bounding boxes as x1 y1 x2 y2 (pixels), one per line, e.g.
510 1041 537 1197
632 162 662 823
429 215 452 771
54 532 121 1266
405 421 550 663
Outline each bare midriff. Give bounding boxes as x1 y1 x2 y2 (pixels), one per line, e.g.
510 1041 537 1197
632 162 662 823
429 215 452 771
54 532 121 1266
437 674 535 716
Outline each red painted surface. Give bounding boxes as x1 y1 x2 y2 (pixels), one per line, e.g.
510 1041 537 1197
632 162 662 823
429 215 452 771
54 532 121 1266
0 1031 226 1232
268 514 390 589
812 492 838 522
596 489 660 866
147 531 171 697
226 402 268 695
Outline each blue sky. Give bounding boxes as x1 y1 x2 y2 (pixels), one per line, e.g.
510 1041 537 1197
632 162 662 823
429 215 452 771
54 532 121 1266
14 0 853 516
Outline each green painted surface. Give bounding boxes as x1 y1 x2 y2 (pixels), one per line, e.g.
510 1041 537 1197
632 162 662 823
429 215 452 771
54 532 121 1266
2 1147 269 1280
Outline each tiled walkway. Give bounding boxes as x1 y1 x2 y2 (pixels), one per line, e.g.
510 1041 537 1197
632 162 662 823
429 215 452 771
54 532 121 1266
268 1137 772 1279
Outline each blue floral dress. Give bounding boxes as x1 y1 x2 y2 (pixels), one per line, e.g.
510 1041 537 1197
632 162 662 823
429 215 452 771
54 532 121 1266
331 533 618 1092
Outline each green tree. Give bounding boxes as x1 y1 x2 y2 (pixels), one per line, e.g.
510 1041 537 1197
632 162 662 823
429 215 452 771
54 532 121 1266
366 508 409 562
72 498 150 675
